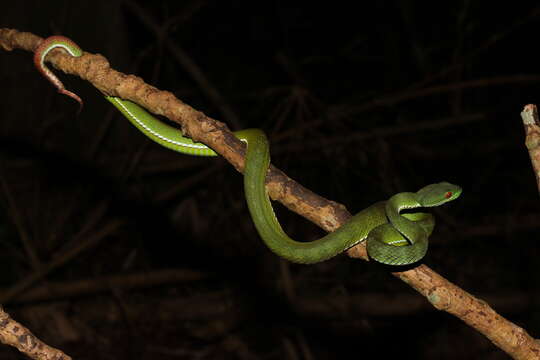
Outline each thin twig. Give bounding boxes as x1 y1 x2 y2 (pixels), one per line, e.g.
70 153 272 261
124 0 242 129
0 220 124 304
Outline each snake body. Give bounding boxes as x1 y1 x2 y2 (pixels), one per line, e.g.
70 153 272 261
34 36 462 265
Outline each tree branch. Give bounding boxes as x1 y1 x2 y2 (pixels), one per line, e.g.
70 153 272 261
1 28 539 359
0 307 71 360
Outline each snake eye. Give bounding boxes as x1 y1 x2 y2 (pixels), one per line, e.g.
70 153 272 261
444 191 452 199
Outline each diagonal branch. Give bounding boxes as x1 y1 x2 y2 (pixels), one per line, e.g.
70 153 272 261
0 307 71 360
1 28 539 359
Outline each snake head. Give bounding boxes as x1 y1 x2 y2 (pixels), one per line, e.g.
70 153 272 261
416 182 462 207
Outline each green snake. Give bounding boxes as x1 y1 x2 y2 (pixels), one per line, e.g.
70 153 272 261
34 36 462 265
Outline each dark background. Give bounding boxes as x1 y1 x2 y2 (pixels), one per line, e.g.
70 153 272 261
1 1 540 359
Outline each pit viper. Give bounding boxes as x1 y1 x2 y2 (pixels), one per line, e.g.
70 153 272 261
34 35 461 265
